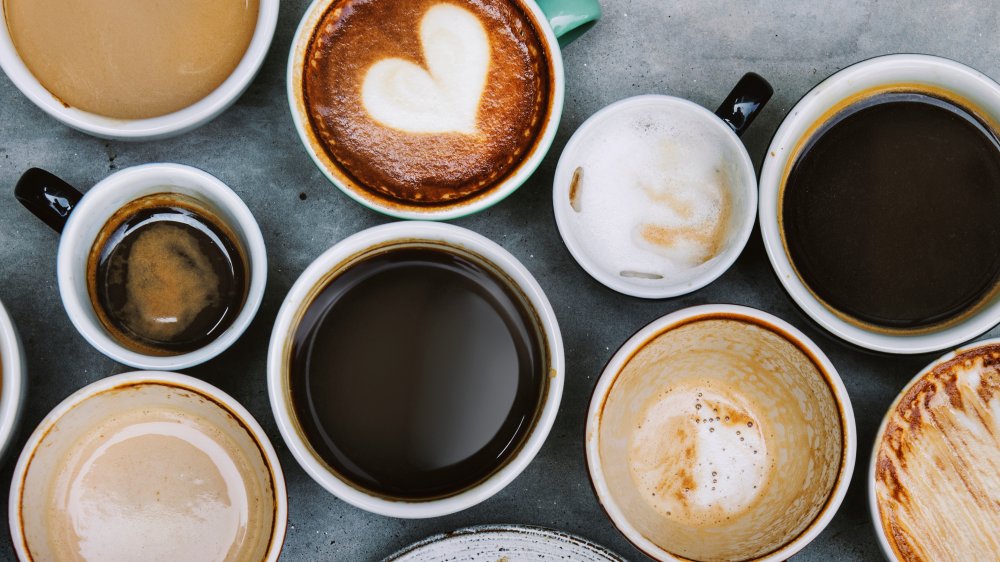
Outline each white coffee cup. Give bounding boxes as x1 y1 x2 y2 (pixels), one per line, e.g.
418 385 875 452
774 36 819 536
586 304 856 561
267 221 564 518
0 298 26 463
14 163 267 370
553 74 771 298
0 0 278 140
759 54 1000 354
9 371 287 561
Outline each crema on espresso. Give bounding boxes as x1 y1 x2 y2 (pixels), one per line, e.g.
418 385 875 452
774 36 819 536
302 0 553 205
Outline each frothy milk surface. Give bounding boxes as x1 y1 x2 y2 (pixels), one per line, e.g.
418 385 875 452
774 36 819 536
564 102 742 283
42 406 266 562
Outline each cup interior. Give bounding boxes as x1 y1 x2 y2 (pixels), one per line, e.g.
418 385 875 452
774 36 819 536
588 307 852 561
268 222 564 518
286 0 566 220
58 164 266 370
552 96 757 298
760 54 1000 353
11 373 284 561
0 0 278 139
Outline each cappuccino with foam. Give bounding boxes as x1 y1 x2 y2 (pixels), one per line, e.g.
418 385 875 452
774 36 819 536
300 0 553 206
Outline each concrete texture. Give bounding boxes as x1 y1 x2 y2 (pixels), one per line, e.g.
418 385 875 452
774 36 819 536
2 0 999 560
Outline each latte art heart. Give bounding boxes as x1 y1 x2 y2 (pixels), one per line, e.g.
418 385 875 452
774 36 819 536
361 4 491 135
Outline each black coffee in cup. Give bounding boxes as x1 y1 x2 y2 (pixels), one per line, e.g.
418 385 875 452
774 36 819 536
87 194 248 355
781 89 1000 331
289 245 546 500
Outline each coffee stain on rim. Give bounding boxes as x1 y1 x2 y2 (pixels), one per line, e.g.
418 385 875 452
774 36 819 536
776 83 1000 336
15 379 284 562
291 0 558 215
588 312 850 562
280 237 554 503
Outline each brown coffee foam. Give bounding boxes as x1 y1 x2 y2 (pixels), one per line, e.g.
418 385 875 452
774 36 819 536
875 344 1000 562
302 0 552 205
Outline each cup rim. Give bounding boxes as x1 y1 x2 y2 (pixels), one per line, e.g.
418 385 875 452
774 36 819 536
7 371 288 561
584 304 857 562
866 336 1000 562
266 221 565 518
285 0 566 221
0 299 25 463
552 94 758 299
758 53 1000 354
56 163 268 370
0 0 279 140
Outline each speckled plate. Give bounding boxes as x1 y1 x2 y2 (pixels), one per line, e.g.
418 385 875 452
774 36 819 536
382 525 625 561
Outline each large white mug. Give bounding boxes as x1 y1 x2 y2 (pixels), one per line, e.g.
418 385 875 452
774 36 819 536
0 298 26 463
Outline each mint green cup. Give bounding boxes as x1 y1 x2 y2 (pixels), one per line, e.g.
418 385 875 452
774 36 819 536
288 0 600 221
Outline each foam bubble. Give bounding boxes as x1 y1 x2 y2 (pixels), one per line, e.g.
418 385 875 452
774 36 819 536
361 4 490 134
566 104 742 282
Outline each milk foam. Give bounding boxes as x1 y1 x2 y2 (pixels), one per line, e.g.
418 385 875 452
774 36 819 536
629 381 769 526
362 4 490 134
566 104 741 281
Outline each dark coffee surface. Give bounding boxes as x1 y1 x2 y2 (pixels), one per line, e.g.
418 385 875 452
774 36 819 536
89 198 248 355
783 91 1000 330
303 0 552 205
290 247 544 499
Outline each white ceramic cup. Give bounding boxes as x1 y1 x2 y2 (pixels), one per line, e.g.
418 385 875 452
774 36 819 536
9 371 287 561
286 0 598 220
586 304 856 561
0 0 279 140
0 298 26 463
759 54 1000 354
14 163 267 370
267 221 564 518
553 74 771 298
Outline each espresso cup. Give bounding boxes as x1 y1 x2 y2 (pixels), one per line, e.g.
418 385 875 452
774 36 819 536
759 54 1000 354
869 339 1000 562
288 0 601 220
586 304 856 561
0 298 26 463
553 73 772 298
14 163 267 370
268 221 564 518
0 0 278 140
9 371 287 561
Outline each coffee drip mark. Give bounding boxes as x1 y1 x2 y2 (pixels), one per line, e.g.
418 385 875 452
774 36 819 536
620 271 663 280
361 4 490 135
569 167 584 212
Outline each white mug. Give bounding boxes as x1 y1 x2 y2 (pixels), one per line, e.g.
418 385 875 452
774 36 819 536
14 163 267 370
0 0 279 140
0 299 26 463
759 54 1000 354
267 221 564 518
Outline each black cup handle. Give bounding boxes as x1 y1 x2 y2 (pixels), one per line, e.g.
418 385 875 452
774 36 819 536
14 168 84 234
715 72 773 137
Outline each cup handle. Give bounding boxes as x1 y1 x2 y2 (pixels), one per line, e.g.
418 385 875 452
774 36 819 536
535 0 601 47
715 72 773 137
14 168 84 234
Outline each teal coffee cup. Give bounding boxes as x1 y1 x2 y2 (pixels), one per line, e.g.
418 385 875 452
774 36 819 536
288 0 600 220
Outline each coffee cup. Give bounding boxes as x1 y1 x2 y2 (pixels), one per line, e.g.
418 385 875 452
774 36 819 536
0 298 26 463
9 371 287 561
0 0 278 140
759 54 1000 354
586 304 856 561
268 221 564 518
14 163 267 370
553 74 772 298
869 339 1000 561
288 0 601 220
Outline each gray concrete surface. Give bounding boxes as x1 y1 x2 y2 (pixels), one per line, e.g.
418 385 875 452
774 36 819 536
2 1 1000 560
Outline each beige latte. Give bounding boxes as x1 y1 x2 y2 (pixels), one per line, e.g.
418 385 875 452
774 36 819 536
301 0 553 207
874 344 1000 562
597 317 845 561
4 0 258 119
